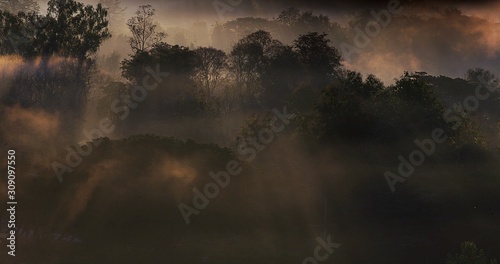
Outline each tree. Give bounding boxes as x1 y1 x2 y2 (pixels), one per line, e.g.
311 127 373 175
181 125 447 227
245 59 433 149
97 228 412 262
121 43 204 116
3 0 111 122
389 74 484 145
389 76 449 137
0 10 28 54
274 8 344 45
96 80 129 121
261 44 301 107
446 241 497 264
310 71 384 142
466 68 498 88
229 30 283 107
193 47 227 103
209 17 277 51
276 7 301 27
43 0 111 112
40 0 111 60
0 0 39 14
391 74 441 107
237 30 282 58
362 74 385 97
126 5 166 53
293 32 342 88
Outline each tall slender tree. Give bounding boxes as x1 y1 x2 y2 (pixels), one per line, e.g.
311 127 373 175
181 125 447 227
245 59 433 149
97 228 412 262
126 5 166 53
193 47 227 102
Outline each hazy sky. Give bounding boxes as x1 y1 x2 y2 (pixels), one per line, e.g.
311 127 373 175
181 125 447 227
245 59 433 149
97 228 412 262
38 0 500 24
35 0 500 83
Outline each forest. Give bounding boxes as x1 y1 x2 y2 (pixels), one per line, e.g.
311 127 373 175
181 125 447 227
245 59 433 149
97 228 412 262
0 0 499 263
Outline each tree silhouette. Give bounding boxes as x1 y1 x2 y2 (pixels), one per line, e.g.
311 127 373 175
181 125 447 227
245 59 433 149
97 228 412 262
39 0 111 60
127 5 166 53
446 241 497 264
0 10 29 54
312 71 383 142
229 30 283 107
275 7 301 28
193 47 227 103
121 43 205 116
261 44 301 107
293 32 342 88
2 0 111 123
466 68 498 87
274 8 344 45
